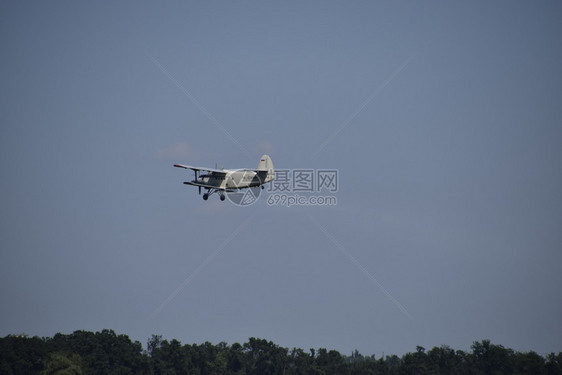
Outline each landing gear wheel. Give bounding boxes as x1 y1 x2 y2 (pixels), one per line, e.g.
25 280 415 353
220 194 226 201
202 193 209 200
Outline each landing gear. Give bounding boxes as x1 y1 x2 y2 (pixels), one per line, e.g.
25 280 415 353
202 189 226 201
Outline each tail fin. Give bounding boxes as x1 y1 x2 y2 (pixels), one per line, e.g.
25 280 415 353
257 155 274 183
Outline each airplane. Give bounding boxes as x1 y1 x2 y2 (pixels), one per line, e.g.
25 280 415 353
174 155 274 201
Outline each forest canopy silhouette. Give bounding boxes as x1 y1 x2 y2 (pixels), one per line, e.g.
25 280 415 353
1 330 561 374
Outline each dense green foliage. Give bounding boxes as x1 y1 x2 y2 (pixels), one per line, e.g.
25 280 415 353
1 330 560 374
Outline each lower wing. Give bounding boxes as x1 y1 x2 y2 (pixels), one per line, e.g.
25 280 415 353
183 181 238 192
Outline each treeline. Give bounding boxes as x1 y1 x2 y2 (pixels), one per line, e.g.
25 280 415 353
1 329 561 374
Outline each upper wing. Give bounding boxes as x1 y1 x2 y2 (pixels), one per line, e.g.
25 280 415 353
173 164 227 174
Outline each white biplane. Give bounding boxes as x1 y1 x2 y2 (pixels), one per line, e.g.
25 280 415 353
174 155 274 201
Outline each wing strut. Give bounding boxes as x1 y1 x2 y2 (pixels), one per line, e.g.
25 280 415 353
194 170 201 195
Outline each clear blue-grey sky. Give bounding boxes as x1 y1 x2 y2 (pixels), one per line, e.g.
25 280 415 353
1 1 561 356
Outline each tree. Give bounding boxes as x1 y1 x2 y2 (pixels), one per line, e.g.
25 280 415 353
2 331 562 375
42 352 86 375
546 352 562 375
427 345 463 374
313 348 344 375
514 351 545 374
401 346 429 374
224 342 245 374
147 335 163 357
46 330 149 375
471 340 514 375
0 335 46 374
243 338 288 375
286 348 313 375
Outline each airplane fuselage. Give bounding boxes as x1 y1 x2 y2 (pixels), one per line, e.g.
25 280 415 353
197 170 270 190
174 154 274 201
